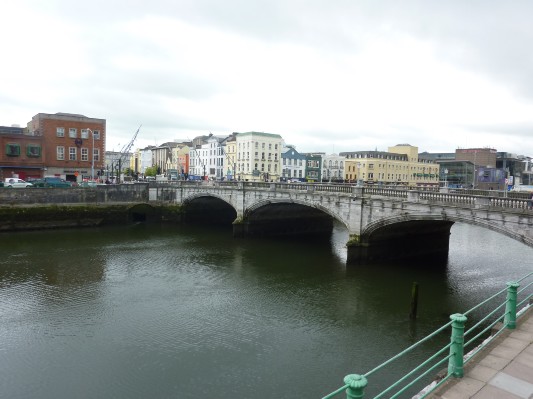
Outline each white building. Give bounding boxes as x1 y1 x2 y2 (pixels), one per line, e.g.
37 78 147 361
236 132 283 181
322 153 345 182
206 135 225 180
139 146 155 176
188 134 226 180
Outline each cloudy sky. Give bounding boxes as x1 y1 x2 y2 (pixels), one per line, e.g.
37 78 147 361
2 1 533 156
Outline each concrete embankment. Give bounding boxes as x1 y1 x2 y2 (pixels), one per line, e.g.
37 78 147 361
0 203 183 231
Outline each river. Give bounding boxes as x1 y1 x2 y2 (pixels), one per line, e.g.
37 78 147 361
0 221 532 398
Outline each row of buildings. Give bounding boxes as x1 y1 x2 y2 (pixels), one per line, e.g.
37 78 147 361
2 112 533 189
131 134 441 187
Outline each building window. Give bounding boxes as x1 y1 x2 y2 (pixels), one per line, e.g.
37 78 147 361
93 130 100 139
81 129 89 139
56 127 65 137
69 128 77 138
93 149 100 161
81 148 89 161
57 146 65 160
26 144 41 157
69 147 77 161
5 143 20 157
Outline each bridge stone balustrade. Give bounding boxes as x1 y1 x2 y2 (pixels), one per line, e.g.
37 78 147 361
152 181 533 264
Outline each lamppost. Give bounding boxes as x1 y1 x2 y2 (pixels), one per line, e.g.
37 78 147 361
87 128 95 181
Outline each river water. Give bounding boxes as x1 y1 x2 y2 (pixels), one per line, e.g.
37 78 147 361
0 221 532 399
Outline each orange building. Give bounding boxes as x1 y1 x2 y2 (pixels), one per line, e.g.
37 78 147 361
27 112 106 183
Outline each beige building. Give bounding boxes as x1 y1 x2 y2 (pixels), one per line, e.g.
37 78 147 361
341 144 440 187
223 134 237 180
236 132 283 181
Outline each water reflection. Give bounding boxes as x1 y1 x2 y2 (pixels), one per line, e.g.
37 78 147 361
0 222 531 398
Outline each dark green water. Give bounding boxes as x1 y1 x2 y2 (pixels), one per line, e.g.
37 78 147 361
0 222 531 398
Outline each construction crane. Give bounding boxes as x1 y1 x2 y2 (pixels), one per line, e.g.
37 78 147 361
114 125 141 183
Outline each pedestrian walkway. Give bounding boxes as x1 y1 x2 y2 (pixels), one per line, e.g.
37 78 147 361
428 309 533 399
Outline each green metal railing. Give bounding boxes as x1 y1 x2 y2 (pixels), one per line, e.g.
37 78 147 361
321 272 533 399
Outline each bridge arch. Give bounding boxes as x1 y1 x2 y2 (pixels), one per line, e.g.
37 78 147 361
362 212 532 247
181 193 238 225
240 198 348 237
244 198 349 229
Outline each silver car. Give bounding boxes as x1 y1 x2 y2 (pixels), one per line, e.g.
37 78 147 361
4 178 33 188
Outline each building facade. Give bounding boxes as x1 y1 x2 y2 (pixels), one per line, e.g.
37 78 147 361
0 125 45 181
222 134 237 180
341 144 440 186
27 112 106 182
321 153 345 182
138 146 155 177
236 132 282 181
281 146 306 182
303 153 323 182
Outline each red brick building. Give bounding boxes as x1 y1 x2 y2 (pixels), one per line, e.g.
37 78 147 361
0 125 45 181
27 112 106 182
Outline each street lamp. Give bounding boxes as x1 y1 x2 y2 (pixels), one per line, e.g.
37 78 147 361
87 128 95 181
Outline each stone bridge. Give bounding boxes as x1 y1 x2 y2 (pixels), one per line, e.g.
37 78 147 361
152 181 533 264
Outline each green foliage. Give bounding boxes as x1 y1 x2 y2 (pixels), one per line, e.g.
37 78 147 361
145 166 157 176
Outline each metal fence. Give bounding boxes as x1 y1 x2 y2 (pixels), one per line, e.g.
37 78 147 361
321 272 533 399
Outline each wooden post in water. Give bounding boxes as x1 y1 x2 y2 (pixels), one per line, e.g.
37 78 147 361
409 282 419 320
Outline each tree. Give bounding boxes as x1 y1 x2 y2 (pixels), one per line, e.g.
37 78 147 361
145 166 157 177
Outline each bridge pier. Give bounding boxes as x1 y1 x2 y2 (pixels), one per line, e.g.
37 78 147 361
232 218 246 238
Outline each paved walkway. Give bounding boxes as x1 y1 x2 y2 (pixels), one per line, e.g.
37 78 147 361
428 309 533 399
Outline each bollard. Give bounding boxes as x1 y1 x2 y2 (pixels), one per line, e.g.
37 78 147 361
504 282 520 329
344 374 368 399
447 313 467 378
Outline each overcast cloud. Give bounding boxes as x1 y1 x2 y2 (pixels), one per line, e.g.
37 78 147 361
2 0 533 156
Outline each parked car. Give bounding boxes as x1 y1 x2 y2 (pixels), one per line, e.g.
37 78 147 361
32 177 72 188
4 178 33 188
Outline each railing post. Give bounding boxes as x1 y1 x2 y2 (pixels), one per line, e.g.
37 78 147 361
504 282 520 329
447 313 467 378
407 191 420 202
344 374 367 399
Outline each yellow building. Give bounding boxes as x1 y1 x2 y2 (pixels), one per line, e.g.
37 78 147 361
223 134 237 180
341 144 440 187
